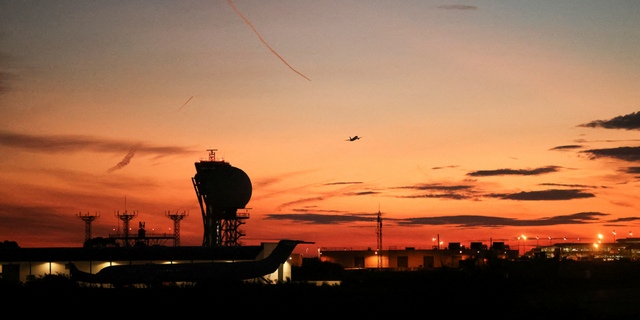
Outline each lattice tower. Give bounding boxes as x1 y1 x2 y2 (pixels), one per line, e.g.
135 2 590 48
166 210 189 246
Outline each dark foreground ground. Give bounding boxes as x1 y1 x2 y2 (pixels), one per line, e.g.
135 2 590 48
3 259 640 318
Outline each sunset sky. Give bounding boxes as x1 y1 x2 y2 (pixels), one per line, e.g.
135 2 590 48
2 1 640 255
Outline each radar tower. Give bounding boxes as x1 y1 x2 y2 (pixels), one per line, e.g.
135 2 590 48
192 149 252 246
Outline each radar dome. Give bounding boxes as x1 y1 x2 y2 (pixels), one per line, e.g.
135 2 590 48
193 161 252 209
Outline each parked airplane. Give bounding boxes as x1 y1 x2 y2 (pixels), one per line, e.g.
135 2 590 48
69 240 309 286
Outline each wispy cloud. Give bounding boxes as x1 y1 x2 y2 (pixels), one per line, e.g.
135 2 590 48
539 183 604 189
0 130 195 158
226 0 310 81
550 145 584 151
431 165 460 170
323 182 363 186
107 144 140 173
437 5 477 10
395 193 472 200
391 183 477 200
394 183 473 191
276 196 326 211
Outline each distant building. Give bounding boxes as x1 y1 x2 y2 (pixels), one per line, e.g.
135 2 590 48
531 238 640 261
319 242 518 270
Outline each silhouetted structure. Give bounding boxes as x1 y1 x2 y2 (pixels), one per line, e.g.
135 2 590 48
114 210 138 247
0 154 304 286
532 237 640 260
376 207 382 268
320 242 518 269
165 210 189 246
192 149 252 247
76 212 100 243
0 240 304 284
109 212 174 247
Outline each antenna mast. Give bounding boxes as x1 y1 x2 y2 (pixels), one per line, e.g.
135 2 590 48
115 210 138 247
77 211 100 244
166 210 189 246
376 205 383 269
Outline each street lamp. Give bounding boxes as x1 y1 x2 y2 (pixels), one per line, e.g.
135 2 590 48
612 230 616 242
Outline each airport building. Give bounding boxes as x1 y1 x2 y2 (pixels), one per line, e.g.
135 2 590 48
531 238 640 261
320 242 519 270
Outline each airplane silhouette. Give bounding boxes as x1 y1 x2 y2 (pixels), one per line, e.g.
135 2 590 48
346 136 361 141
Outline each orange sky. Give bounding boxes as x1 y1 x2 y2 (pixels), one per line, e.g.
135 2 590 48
1 1 640 256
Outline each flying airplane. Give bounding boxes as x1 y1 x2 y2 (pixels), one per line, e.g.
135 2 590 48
346 136 361 141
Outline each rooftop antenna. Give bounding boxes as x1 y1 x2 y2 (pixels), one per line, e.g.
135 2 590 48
77 211 100 244
207 148 218 161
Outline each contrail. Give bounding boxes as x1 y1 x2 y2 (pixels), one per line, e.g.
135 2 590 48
177 96 193 112
107 145 139 173
226 0 311 81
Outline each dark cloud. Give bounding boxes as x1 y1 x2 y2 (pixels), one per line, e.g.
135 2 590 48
0 130 195 158
549 145 583 151
578 112 640 130
269 211 609 227
343 191 380 196
0 203 68 231
581 146 640 162
489 189 595 201
264 212 376 225
608 217 640 223
437 5 477 10
539 183 604 189
620 167 640 174
398 212 608 228
467 166 562 177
